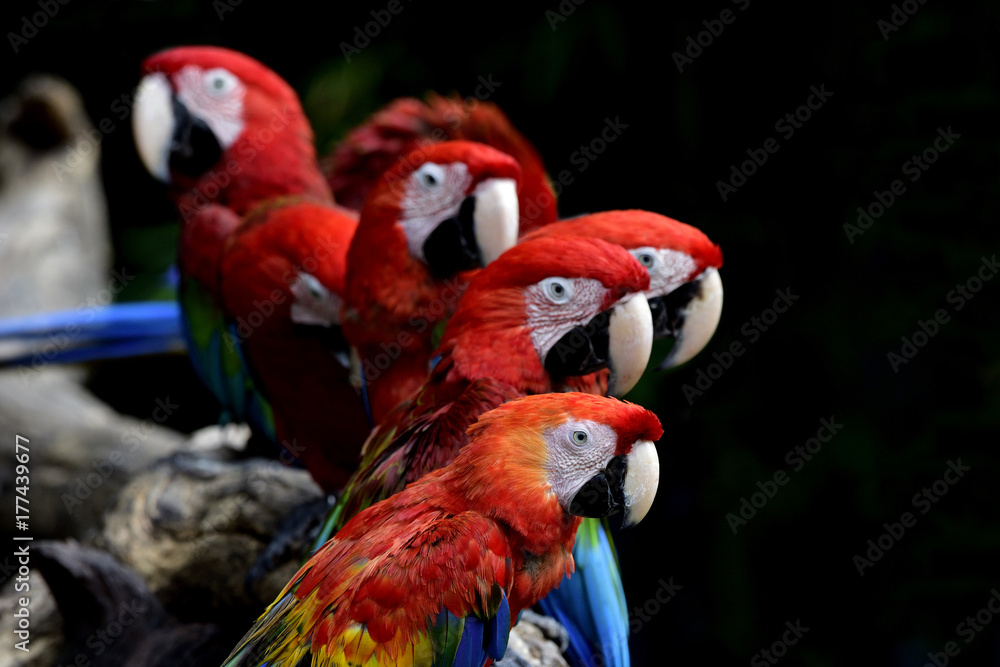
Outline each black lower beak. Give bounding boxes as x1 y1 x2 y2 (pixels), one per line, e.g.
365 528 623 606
649 280 701 340
543 309 612 379
168 95 222 180
422 195 480 278
568 456 627 517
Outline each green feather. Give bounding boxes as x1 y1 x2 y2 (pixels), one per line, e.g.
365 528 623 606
429 607 465 667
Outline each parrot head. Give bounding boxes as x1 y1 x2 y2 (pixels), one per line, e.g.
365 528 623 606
441 234 654 397
524 210 724 369
347 141 521 318
132 45 325 210
422 93 557 233
464 392 663 528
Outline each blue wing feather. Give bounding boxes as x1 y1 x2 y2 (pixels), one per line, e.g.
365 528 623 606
453 615 485 667
487 588 511 660
536 518 629 667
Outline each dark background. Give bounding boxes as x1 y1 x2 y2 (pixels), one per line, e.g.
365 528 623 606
3 1 999 665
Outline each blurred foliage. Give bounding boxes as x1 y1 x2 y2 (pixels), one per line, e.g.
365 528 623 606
4 0 999 664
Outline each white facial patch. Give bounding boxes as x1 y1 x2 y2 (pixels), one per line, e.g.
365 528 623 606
525 277 610 361
174 65 247 150
630 247 699 299
543 420 619 511
399 162 473 262
289 272 342 327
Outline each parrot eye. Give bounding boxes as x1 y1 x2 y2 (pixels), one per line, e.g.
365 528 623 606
542 277 572 304
414 163 446 190
631 247 658 271
571 430 589 446
203 68 239 96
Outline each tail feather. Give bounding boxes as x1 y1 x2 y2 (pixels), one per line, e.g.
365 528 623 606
536 518 629 667
0 301 184 366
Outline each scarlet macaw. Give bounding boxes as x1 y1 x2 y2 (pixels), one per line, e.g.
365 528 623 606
340 140 522 425
223 391 663 667
130 45 349 424
129 46 376 483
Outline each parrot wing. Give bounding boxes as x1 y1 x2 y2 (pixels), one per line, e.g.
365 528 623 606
217 199 364 489
177 204 259 423
313 371 522 547
224 505 514 667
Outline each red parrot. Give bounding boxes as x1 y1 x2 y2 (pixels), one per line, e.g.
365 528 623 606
324 93 557 234
341 140 523 425
222 392 663 667
525 209 725 368
132 45 342 419
132 46 369 485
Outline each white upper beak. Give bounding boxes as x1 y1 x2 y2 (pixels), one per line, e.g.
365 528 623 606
622 439 659 527
132 72 174 182
660 267 723 369
606 292 653 397
472 177 519 265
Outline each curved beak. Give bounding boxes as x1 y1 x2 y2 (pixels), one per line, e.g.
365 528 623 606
567 439 659 527
132 73 174 182
471 177 519 265
422 177 519 278
621 440 659 526
655 267 723 370
542 292 652 397
606 292 653 397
